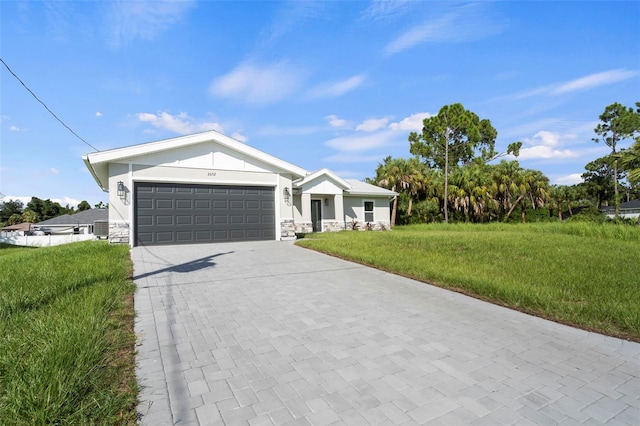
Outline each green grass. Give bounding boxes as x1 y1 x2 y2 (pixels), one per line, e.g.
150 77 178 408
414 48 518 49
296 222 640 341
0 241 138 425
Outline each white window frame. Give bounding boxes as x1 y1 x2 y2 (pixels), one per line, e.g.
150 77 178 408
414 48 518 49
363 200 375 223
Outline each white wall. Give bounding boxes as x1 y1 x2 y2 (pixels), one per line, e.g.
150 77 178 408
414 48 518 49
0 234 96 247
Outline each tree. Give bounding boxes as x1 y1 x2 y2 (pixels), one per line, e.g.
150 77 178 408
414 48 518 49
618 140 640 185
26 197 71 221
593 102 640 215
581 155 618 208
0 199 24 225
373 156 426 226
21 210 39 223
409 103 498 223
77 200 91 211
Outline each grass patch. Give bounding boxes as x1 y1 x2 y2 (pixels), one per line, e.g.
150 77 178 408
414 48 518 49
296 222 640 341
0 241 138 425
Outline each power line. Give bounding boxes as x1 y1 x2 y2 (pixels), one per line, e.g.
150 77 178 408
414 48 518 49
0 57 98 152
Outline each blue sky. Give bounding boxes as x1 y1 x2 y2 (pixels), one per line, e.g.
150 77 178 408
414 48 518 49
1 0 639 207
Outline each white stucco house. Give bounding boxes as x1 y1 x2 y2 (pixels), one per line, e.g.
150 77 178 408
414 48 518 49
83 130 396 246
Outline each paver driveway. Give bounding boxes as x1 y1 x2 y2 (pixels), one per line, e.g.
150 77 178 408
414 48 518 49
132 241 639 425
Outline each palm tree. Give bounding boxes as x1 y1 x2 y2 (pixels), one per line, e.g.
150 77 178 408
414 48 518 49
375 157 413 226
618 140 640 185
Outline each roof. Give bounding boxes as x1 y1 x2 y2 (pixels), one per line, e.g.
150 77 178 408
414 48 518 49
1 222 34 232
620 198 640 209
293 168 351 190
344 179 398 197
35 209 108 226
83 130 308 191
71 208 108 223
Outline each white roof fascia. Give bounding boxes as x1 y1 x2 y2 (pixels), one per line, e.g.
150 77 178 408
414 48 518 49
83 130 308 190
343 179 397 197
293 168 351 190
82 155 109 192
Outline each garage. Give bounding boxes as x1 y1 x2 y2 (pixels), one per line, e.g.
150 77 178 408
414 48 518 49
134 182 275 246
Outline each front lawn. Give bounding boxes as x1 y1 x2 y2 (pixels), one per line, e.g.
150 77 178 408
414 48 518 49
296 222 640 341
0 241 137 425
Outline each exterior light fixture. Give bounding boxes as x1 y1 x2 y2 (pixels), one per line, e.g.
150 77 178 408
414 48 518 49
324 198 329 206
117 181 125 199
283 187 290 202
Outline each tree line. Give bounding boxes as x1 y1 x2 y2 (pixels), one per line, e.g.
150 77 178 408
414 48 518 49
0 197 107 227
369 102 640 225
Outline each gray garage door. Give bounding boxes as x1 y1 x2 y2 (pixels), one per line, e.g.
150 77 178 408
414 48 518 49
134 182 275 246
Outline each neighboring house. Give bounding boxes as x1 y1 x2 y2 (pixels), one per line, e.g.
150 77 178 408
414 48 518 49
83 130 397 246
0 222 34 236
601 198 640 219
34 209 108 235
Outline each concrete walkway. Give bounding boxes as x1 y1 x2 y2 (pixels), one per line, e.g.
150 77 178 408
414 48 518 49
132 241 639 425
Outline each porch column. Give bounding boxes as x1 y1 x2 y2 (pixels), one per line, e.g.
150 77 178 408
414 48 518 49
301 192 311 222
335 193 344 228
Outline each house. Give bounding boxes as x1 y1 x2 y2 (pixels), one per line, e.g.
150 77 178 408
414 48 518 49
0 222 34 236
83 130 396 246
601 198 640 220
34 209 108 235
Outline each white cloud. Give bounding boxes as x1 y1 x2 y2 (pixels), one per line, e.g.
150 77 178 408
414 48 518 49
323 111 432 154
554 174 584 185
325 130 397 153
95 111 103 117
136 111 224 135
552 69 639 94
384 4 505 55
356 117 389 132
231 132 248 143
512 69 639 99
518 130 578 160
307 74 366 99
361 0 413 21
325 114 351 129
108 0 194 47
256 125 321 137
388 112 430 132
209 61 306 106
324 154 385 163
50 168 60 175
9 125 20 131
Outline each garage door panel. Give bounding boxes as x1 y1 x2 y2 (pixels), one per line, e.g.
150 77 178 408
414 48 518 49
176 215 192 225
156 199 173 209
156 215 173 225
195 199 211 209
213 230 228 239
214 216 228 224
135 182 275 246
156 232 174 242
138 199 153 209
176 231 192 241
195 216 211 225
176 199 192 209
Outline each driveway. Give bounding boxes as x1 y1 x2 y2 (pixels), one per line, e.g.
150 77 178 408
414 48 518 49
132 241 639 425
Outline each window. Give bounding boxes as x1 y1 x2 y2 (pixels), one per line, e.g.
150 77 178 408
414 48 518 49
364 201 374 222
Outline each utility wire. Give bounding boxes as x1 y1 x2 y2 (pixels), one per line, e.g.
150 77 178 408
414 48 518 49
0 57 98 152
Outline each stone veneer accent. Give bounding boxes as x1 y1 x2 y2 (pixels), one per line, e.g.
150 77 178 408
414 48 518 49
109 222 130 244
280 219 296 240
322 221 346 232
294 222 313 234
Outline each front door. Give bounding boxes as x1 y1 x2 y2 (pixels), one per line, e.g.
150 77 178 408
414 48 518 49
311 199 322 232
